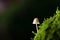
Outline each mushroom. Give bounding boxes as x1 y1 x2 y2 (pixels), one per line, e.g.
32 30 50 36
32 18 40 32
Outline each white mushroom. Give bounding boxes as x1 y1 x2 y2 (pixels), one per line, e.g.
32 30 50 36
32 18 40 32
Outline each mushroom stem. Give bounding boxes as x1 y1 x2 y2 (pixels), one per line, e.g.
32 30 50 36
36 24 38 33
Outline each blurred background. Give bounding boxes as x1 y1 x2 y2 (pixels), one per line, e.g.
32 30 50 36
0 0 60 40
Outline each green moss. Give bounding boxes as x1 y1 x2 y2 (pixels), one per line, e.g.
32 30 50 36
33 7 60 40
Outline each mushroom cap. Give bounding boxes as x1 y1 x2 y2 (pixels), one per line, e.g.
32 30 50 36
32 18 40 24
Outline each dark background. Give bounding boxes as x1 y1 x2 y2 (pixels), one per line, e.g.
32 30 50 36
0 0 60 40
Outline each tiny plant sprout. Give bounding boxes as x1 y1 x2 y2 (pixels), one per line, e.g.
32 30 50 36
32 18 40 33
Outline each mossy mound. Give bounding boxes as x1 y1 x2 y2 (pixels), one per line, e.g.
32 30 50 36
33 7 60 40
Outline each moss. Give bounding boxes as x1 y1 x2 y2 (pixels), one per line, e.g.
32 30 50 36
33 7 60 40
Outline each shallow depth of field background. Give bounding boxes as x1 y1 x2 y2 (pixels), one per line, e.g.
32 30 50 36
0 0 60 40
